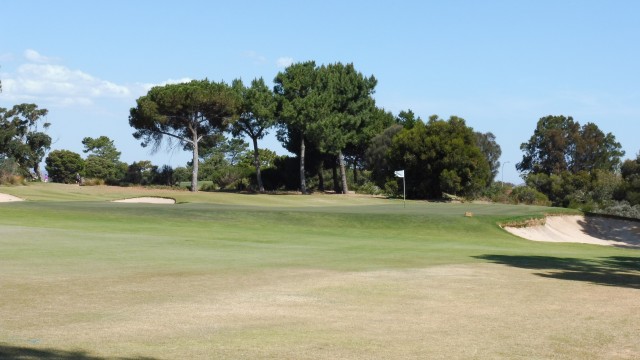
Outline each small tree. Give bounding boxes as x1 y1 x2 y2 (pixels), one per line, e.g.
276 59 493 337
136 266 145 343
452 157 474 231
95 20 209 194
475 131 502 183
517 115 624 176
389 116 491 199
45 150 84 184
231 78 277 192
125 160 155 185
310 62 378 193
129 80 239 191
82 136 125 182
274 61 320 193
518 115 625 207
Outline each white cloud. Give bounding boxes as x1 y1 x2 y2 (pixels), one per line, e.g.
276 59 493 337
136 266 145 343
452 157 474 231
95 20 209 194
243 50 268 65
17 63 130 97
24 49 56 64
1 59 131 107
276 57 294 68
1 49 196 108
136 77 193 95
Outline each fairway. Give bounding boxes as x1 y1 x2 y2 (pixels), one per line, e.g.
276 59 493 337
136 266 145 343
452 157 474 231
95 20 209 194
1 184 639 359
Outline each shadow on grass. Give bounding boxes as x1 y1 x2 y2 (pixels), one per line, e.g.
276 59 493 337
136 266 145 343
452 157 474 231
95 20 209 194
476 255 640 289
0 343 157 360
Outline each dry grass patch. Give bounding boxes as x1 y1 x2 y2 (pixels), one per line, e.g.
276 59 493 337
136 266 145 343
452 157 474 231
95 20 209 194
2 264 640 359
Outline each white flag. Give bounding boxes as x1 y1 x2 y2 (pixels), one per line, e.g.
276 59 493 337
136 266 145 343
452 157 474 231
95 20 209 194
394 170 404 178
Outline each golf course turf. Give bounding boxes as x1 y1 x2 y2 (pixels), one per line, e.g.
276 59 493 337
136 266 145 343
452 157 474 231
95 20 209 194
1 183 639 359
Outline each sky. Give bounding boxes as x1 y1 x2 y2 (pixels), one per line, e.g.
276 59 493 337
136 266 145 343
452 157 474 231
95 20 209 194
1 0 639 184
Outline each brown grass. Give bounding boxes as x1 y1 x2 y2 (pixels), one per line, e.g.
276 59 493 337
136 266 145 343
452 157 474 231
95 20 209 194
3 264 639 359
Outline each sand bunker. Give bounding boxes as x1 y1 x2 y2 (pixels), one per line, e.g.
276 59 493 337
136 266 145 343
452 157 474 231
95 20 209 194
112 197 176 204
504 215 640 248
0 193 24 202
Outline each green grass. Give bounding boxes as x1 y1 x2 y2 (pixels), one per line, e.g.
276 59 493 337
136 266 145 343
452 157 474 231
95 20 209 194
1 183 638 359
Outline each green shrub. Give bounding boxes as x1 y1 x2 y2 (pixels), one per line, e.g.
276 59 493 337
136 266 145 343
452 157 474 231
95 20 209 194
355 181 382 195
80 178 105 186
45 150 85 184
384 180 400 198
200 183 219 192
509 186 551 206
594 200 640 220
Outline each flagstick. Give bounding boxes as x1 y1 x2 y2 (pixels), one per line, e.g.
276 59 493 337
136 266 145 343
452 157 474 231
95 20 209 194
395 170 406 208
403 175 406 208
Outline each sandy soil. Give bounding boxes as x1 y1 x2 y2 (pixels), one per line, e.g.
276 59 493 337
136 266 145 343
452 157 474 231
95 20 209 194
112 197 176 204
0 193 24 202
504 215 640 248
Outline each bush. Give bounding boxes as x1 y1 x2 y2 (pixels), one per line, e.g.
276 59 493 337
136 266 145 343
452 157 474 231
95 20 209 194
200 182 219 192
80 178 105 186
384 180 400 198
475 182 513 203
0 159 26 185
355 181 382 195
0 174 25 185
45 150 85 184
593 200 640 220
509 186 551 206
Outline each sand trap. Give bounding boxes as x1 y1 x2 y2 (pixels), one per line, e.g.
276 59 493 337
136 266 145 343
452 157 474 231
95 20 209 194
504 215 640 248
0 193 24 202
112 197 176 204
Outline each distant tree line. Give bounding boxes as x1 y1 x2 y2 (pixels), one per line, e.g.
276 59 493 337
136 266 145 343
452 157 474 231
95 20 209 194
123 61 503 198
2 64 639 218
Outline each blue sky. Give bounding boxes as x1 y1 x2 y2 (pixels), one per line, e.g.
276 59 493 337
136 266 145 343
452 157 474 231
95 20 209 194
1 1 639 184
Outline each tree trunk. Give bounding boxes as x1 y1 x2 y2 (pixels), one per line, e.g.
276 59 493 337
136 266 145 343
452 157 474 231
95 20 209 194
338 150 349 194
33 164 42 181
332 158 340 193
317 159 325 192
299 135 307 194
252 137 264 192
191 130 199 192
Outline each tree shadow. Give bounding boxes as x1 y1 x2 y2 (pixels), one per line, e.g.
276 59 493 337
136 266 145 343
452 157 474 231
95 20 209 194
577 215 640 248
0 343 158 360
475 255 640 289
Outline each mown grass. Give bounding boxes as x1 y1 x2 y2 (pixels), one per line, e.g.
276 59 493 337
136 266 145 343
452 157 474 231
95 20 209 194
1 183 638 359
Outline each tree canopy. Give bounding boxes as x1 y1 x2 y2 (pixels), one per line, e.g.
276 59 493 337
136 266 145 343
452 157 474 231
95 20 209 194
82 136 125 182
274 61 320 193
389 116 491 199
517 115 624 175
82 136 121 162
365 123 403 187
274 61 379 193
616 153 640 206
475 131 502 182
517 115 626 207
310 62 378 193
45 149 84 184
231 78 277 192
129 79 239 191
0 103 51 179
